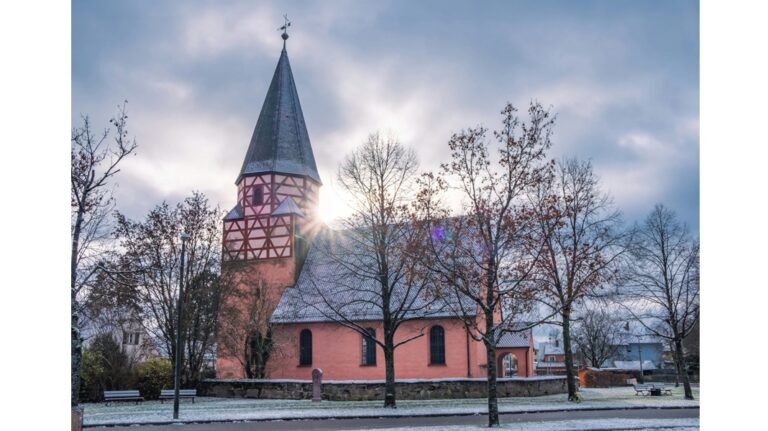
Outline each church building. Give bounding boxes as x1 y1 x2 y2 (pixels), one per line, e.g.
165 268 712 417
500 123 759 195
215 31 534 381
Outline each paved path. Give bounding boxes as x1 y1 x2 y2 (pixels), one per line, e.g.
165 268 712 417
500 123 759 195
90 407 699 430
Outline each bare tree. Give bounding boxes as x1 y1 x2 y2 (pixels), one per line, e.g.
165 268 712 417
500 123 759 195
71 101 137 406
571 307 624 368
530 158 625 401
82 254 142 337
416 103 558 427
618 204 699 400
296 132 435 408
114 192 224 385
80 253 156 366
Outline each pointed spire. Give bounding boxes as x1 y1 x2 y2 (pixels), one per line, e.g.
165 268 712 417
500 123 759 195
238 26 321 185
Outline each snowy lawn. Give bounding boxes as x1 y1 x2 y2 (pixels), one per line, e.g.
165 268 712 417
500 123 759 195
82 386 700 426
338 418 700 431
334 419 699 431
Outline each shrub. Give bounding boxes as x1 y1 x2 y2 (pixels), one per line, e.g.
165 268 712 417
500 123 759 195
136 358 173 400
79 349 106 402
80 334 137 401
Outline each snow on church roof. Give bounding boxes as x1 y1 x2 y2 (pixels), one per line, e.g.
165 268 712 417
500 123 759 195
270 228 477 324
224 203 243 221
272 197 304 217
497 330 532 348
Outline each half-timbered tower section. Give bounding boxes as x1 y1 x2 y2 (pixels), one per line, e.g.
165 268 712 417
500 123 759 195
217 37 322 378
223 172 319 261
222 40 321 266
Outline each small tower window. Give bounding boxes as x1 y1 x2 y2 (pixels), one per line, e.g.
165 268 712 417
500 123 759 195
299 329 312 366
253 186 264 205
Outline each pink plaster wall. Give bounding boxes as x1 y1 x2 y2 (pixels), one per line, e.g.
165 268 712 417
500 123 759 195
265 319 476 380
262 318 532 380
215 257 297 379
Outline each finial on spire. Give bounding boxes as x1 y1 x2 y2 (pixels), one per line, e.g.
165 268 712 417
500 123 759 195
278 14 291 47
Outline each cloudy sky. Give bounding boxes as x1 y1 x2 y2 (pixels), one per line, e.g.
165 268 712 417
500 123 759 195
72 0 699 232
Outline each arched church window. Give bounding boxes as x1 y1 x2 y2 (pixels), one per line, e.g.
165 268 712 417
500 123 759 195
361 328 376 365
501 353 518 377
299 329 312 366
430 325 445 365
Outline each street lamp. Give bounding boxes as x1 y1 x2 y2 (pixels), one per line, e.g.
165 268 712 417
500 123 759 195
173 232 191 420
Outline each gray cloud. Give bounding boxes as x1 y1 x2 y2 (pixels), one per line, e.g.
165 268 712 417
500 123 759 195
73 0 698 231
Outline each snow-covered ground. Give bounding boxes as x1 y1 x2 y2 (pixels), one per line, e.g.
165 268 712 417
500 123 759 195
339 419 700 431
82 386 700 427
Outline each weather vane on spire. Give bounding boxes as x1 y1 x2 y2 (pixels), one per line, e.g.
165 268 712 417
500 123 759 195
278 14 291 45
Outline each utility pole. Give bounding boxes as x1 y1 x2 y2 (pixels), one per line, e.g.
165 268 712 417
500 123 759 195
173 232 191 420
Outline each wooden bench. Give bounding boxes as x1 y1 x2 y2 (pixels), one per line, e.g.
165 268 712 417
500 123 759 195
633 384 653 396
104 390 144 405
159 389 197 403
635 383 673 396
651 383 673 395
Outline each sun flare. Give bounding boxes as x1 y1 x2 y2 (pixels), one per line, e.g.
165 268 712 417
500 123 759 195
318 186 351 225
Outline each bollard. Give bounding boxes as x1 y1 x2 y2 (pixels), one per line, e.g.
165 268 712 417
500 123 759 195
71 405 84 431
312 368 323 402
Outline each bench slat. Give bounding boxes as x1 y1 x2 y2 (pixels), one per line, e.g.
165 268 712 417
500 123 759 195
103 390 144 405
158 389 197 403
160 389 196 396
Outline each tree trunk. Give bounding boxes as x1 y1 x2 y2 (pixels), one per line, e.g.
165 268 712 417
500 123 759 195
562 307 578 401
244 335 254 378
673 337 694 400
485 341 499 427
71 198 86 407
670 341 680 387
383 344 396 408
71 307 82 407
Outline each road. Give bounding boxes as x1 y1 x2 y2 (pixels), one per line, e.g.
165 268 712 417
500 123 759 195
90 407 699 430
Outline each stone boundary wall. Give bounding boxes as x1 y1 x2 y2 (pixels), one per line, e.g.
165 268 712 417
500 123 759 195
579 368 642 388
643 374 700 384
201 376 567 401
578 368 700 387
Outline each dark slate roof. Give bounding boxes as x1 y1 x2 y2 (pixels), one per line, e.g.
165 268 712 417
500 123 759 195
497 330 532 348
271 229 477 324
238 47 321 184
224 204 243 220
272 197 304 217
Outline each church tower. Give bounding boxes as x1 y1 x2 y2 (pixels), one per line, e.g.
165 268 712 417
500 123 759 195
217 28 321 378
222 34 321 263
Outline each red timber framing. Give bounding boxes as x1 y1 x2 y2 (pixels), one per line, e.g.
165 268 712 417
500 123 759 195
222 172 319 262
